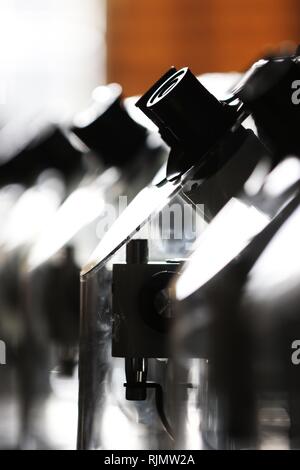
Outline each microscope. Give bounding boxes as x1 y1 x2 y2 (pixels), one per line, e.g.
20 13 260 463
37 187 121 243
0 79 164 449
78 49 296 449
169 48 300 449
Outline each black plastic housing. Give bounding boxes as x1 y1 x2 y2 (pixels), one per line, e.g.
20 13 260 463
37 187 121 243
0 126 83 187
136 67 237 180
112 261 180 358
72 93 147 169
235 54 300 161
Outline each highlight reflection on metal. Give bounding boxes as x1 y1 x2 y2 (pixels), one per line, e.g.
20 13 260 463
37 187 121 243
176 198 269 300
0 171 65 251
175 157 300 300
82 176 182 275
248 203 300 297
28 168 120 270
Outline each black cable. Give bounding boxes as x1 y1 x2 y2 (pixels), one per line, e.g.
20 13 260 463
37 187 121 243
146 382 174 441
124 381 174 441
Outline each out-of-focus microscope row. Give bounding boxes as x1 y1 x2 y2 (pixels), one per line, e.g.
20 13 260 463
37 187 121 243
0 44 300 450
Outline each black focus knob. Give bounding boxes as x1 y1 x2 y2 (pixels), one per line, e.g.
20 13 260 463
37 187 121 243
126 239 149 265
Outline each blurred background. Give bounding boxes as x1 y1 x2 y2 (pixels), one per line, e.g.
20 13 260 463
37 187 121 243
0 0 299 117
0 0 300 451
107 0 300 95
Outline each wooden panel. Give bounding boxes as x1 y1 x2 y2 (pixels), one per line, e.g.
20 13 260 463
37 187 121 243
107 0 300 96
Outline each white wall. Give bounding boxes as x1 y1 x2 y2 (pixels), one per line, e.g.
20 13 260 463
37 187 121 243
0 0 106 124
